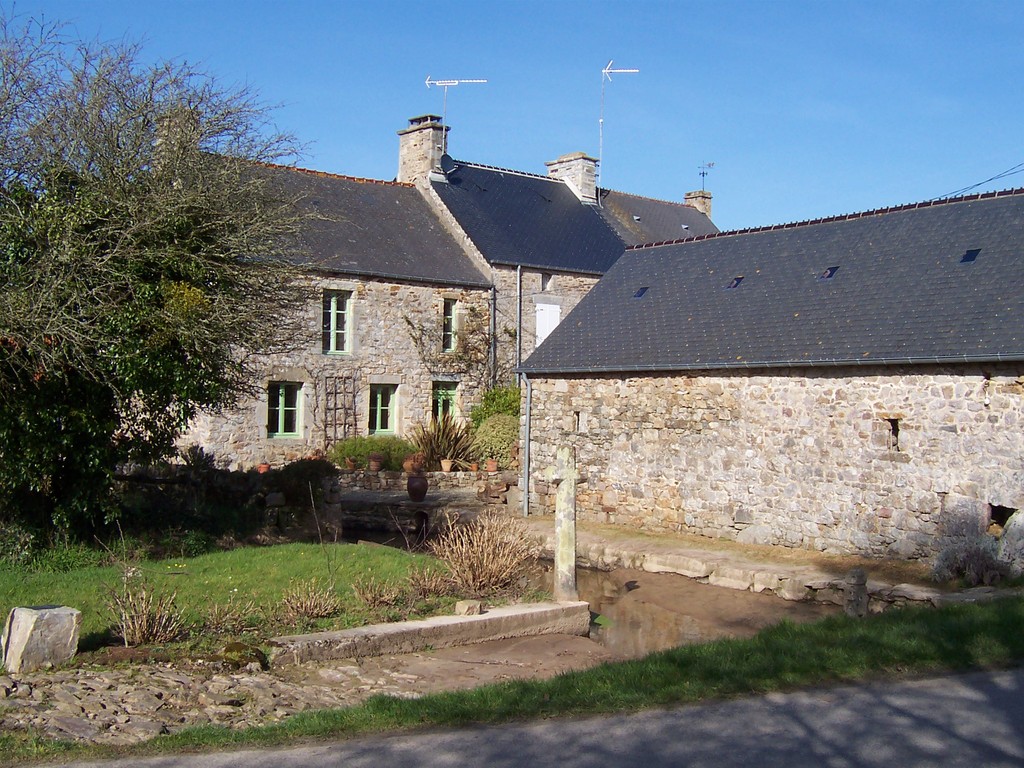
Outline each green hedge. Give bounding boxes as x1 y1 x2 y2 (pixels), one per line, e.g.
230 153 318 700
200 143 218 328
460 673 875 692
469 386 520 430
327 435 416 471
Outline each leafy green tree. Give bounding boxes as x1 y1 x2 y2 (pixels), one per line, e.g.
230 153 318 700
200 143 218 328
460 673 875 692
0 15 306 535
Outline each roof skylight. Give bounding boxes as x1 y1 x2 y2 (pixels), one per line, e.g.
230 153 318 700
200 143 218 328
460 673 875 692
960 248 980 263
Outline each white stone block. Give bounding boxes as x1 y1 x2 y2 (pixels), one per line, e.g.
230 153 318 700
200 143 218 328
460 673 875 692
642 553 712 579
707 565 754 591
2 606 81 673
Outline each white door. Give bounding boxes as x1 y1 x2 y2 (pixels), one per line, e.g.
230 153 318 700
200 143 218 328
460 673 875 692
535 303 561 348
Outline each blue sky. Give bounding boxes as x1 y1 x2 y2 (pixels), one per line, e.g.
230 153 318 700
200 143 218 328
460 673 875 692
8 0 1024 231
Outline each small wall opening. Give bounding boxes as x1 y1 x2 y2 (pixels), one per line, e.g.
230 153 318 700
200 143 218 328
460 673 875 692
989 504 1016 536
885 418 900 451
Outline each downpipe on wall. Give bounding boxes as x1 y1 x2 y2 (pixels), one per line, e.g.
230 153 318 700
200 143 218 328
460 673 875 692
522 373 531 517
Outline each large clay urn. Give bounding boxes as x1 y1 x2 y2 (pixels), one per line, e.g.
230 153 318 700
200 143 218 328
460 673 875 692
407 474 428 502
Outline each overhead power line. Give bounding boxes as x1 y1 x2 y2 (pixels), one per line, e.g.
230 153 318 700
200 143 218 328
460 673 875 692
934 161 1024 200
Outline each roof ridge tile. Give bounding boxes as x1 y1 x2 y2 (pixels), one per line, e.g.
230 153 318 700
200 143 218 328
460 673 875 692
253 160 414 188
626 186 1024 250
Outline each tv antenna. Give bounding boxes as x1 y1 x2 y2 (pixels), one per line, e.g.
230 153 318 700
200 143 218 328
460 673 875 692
699 162 715 191
598 60 639 196
425 76 487 153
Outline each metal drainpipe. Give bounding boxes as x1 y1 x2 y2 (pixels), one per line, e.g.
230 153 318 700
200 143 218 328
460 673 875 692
488 285 497 387
515 265 522 385
521 373 532 517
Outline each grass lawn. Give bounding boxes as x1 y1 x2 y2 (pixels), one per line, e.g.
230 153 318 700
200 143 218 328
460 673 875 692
0 542 451 652
3 592 1024 764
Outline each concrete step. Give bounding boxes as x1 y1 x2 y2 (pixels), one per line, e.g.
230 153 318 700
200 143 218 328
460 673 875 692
269 601 591 665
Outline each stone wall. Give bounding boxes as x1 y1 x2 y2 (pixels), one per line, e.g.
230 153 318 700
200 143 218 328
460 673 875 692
525 365 1024 558
185 276 490 469
491 266 598 379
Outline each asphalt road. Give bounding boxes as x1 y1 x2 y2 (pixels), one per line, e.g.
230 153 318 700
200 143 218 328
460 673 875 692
50 667 1024 768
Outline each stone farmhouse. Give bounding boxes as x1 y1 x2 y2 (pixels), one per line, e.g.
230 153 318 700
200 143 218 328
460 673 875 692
519 189 1024 559
185 116 716 467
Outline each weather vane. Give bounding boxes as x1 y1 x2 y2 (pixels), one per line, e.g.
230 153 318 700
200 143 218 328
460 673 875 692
598 60 639 196
699 162 715 191
425 76 487 153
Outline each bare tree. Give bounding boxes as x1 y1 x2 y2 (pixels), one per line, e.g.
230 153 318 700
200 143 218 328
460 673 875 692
0 13 308 533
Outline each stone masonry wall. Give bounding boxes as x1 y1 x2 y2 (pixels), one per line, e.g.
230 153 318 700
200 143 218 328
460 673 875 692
526 365 1024 558
491 266 597 380
185 276 490 470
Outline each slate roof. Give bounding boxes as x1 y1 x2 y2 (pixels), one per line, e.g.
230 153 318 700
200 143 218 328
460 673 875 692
430 160 628 274
597 188 719 245
265 163 490 288
520 189 1024 374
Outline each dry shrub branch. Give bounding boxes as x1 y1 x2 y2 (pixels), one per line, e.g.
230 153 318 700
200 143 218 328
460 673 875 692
106 570 189 646
430 511 539 598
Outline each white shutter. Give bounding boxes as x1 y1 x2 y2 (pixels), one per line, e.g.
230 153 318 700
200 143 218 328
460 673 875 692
535 303 561 347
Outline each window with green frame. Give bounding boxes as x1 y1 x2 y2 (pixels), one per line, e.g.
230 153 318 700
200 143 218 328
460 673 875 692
441 298 456 352
369 384 397 434
322 290 352 354
432 381 457 421
267 382 302 437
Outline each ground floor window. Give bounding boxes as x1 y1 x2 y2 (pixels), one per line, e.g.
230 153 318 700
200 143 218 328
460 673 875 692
432 381 457 421
267 382 302 438
369 384 397 434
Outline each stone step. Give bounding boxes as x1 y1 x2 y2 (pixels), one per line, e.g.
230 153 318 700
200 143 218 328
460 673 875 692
268 601 591 665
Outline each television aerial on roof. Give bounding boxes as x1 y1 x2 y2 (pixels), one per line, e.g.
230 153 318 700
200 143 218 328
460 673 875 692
599 60 639 199
425 76 488 154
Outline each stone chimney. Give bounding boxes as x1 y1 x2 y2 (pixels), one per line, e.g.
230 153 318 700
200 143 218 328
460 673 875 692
397 115 449 184
684 189 712 219
545 152 599 204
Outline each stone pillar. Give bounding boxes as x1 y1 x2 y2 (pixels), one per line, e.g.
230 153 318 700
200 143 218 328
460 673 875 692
844 568 869 618
551 446 578 602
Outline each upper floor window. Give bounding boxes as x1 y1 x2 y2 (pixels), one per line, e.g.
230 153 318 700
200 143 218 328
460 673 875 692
541 273 554 292
322 290 352 355
267 382 302 438
369 384 397 434
442 298 457 352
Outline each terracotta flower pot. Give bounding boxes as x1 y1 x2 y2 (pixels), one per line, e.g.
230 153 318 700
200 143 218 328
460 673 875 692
257 462 271 474
368 453 384 472
469 462 479 472
344 457 357 470
485 458 498 472
440 458 454 473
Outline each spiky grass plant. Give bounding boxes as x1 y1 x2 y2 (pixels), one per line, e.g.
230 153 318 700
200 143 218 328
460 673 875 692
410 413 476 470
279 577 341 622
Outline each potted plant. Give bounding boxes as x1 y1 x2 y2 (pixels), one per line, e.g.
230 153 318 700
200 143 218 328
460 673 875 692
367 451 385 472
403 451 426 474
440 458 454 473
344 456 357 470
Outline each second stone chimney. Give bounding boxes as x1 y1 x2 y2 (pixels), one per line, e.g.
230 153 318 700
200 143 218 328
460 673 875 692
684 189 712 219
397 115 448 184
545 152 598 204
